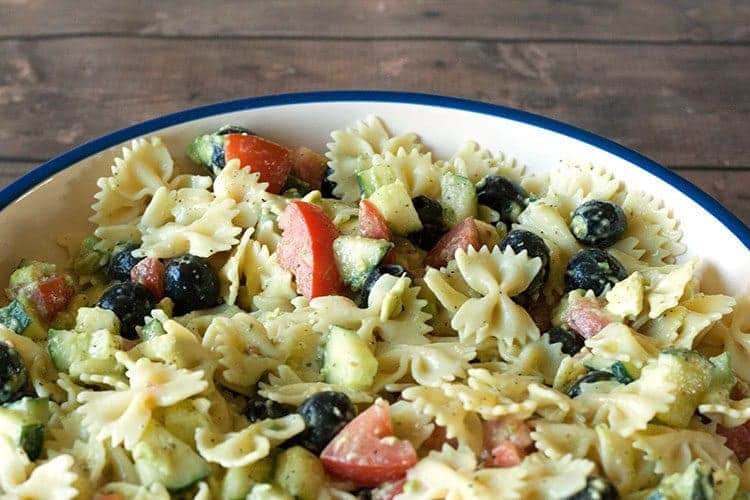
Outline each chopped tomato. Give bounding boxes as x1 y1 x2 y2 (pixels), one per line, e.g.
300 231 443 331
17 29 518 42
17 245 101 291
224 133 291 193
718 422 750 462
482 417 533 451
486 441 525 467
422 425 459 451
321 400 418 488
290 146 327 189
564 294 613 339
359 199 392 241
277 201 343 299
130 257 165 300
30 274 75 322
424 217 480 268
372 478 406 500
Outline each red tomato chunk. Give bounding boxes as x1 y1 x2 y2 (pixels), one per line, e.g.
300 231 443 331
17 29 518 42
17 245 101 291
30 274 75 322
277 201 343 299
718 422 750 462
290 146 327 189
359 199 392 241
224 133 291 193
425 218 480 268
564 294 613 339
130 257 165 300
321 400 418 488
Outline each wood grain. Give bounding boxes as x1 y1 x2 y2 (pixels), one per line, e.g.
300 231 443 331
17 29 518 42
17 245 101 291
2 0 749 42
1 38 748 168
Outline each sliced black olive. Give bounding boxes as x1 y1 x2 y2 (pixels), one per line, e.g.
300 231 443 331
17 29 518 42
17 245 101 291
215 125 254 135
97 282 156 339
499 229 550 298
565 476 620 499
244 397 294 423
358 264 409 307
476 175 528 223
546 325 585 356
564 249 627 296
567 371 616 398
0 342 27 403
570 200 628 248
164 254 220 315
320 166 340 199
106 243 142 282
294 391 356 454
408 195 448 250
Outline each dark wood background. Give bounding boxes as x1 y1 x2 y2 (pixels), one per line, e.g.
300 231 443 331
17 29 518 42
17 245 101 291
1 1 748 224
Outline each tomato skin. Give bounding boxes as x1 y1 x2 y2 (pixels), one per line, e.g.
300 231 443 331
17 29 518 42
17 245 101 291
130 257 165 300
425 218 480 268
486 441 525 467
224 134 291 193
277 201 343 299
422 425 459 451
321 400 418 488
359 199 392 241
481 418 532 467
718 422 750 462
290 146 327 189
30 274 75 321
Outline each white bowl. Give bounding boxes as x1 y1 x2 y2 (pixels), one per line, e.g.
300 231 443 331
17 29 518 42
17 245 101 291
0 91 748 293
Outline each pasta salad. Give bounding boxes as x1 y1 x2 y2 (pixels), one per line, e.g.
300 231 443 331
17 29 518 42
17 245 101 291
0 116 748 499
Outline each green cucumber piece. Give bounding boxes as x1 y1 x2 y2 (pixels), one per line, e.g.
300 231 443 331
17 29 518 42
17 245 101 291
0 299 33 336
0 397 51 460
187 133 226 175
274 446 326 500
368 182 423 236
323 326 377 391
133 424 210 492
656 349 712 428
140 318 166 341
162 399 211 448
73 235 109 275
333 236 393 291
440 172 478 227
357 164 397 197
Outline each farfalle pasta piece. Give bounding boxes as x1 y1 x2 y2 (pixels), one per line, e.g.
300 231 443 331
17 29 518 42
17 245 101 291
402 385 484 454
425 246 541 358
541 163 622 219
311 274 432 345
96 482 170 499
441 141 525 184
390 400 436 451
633 425 738 476
326 116 421 201
604 271 645 320
374 341 475 391
577 355 677 437
531 422 597 461
516 453 594 500
77 352 208 449
401 445 525 500
371 148 442 198
615 190 685 266
0 436 78 500
644 293 736 349
195 414 304 467
136 186 241 258
584 323 658 368
213 159 270 227
202 312 283 395
219 228 297 312
500 335 567 385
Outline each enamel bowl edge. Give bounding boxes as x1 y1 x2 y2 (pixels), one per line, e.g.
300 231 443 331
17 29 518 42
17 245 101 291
0 91 747 294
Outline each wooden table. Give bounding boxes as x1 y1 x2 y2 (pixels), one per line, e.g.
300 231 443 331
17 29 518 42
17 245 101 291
1 1 748 224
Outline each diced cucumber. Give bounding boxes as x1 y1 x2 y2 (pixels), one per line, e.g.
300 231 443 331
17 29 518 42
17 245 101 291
368 182 423 236
187 133 226 175
133 424 210 492
140 318 166 341
273 446 326 500
333 236 393 291
9 261 56 293
647 459 726 500
322 327 377 391
129 326 205 369
583 357 637 384
440 172 478 227
73 235 109 275
222 457 274 500
162 399 212 448
357 163 397 197
0 397 51 460
655 349 712 427
0 299 45 340
47 307 122 380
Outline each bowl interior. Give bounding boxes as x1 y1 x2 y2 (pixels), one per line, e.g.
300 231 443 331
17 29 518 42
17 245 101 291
0 98 747 295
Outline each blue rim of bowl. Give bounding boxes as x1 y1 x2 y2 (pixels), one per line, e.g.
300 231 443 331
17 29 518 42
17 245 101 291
2 90 748 249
